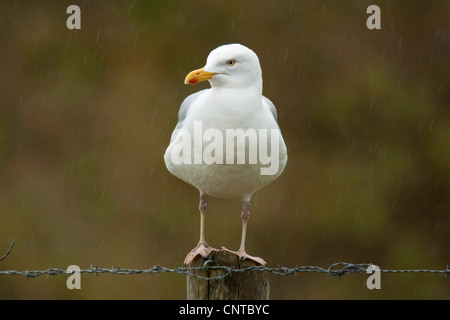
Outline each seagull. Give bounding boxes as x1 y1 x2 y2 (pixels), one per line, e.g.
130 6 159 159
164 44 287 266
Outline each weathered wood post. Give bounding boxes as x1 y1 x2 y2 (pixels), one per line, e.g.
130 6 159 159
186 250 269 300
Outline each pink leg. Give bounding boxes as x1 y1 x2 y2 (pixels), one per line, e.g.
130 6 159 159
184 194 218 265
221 201 266 266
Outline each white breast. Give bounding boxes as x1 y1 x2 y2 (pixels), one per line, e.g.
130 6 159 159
164 88 287 201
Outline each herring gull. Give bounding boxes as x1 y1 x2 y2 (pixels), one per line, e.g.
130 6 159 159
164 44 287 266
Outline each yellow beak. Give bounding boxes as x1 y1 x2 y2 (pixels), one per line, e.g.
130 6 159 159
184 67 216 85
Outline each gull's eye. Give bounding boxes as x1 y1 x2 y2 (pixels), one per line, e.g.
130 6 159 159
226 59 236 66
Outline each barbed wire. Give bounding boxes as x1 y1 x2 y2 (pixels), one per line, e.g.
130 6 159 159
0 238 15 263
0 238 448 281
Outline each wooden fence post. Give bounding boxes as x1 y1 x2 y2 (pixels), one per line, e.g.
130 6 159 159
186 250 269 300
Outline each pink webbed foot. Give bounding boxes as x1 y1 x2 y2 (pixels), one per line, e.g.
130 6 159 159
220 246 267 266
184 242 219 265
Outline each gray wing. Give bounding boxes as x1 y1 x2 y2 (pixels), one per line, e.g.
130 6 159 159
262 96 278 122
170 89 208 143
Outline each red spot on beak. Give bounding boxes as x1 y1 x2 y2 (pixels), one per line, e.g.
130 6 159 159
189 78 198 84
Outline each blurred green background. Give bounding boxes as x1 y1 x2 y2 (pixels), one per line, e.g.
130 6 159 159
0 0 448 299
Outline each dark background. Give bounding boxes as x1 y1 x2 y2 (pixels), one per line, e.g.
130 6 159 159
0 0 448 299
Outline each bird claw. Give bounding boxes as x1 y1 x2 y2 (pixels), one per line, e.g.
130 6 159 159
184 243 219 265
220 246 266 266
